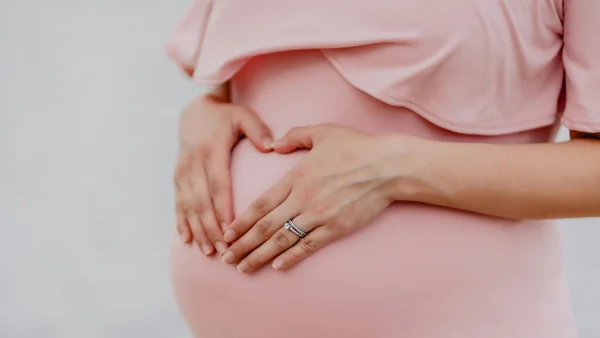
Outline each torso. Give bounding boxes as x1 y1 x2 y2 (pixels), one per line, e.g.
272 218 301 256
170 50 577 338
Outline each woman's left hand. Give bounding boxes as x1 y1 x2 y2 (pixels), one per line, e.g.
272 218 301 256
221 124 413 273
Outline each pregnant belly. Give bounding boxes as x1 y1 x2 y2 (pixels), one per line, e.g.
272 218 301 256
170 51 575 338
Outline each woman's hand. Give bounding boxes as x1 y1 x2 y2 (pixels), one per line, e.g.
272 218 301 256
220 124 415 272
175 92 274 256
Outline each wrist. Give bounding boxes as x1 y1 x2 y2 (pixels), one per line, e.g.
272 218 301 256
378 134 443 203
204 81 231 102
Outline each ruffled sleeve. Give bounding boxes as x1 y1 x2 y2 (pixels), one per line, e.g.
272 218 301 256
165 0 213 76
561 0 600 133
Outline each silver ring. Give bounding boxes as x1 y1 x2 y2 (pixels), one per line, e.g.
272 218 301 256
283 219 307 238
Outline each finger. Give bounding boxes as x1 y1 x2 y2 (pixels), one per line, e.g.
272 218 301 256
176 213 192 244
180 181 214 255
233 106 274 152
223 176 294 244
175 187 192 244
190 172 228 255
205 149 234 230
200 210 228 255
236 213 318 273
221 222 229 234
188 212 214 256
271 227 335 271
222 199 297 266
272 125 326 153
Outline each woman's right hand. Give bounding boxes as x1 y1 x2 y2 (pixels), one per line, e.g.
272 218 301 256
174 89 274 256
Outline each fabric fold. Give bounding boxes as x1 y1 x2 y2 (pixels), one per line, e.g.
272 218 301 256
164 0 581 135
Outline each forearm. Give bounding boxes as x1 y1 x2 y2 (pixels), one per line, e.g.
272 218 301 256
385 136 600 219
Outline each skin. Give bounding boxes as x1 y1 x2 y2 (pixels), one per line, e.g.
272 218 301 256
221 125 400 273
174 83 274 256
176 81 600 272
221 126 600 272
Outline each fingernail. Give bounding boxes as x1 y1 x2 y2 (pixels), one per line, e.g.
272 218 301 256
237 261 249 273
223 229 237 243
222 251 236 264
272 258 284 270
262 137 273 149
201 244 213 256
215 241 227 254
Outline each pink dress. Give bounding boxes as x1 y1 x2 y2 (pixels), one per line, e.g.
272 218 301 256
166 1 600 337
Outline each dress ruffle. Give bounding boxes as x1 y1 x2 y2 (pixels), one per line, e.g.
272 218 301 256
165 0 567 135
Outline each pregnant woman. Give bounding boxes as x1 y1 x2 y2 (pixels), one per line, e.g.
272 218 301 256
166 0 599 337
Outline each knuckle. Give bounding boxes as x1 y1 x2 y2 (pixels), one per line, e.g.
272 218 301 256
229 242 246 258
311 202 330 218
209 178 230 197
230 219 248 233
183 201 196 214
295 183 320 204
191 202 206 214
244 258 258 271
189 221 203 233
204 226 222 241
291 166 308 180
256 218 273 237
305 183 321 199
187 143 213 158
273 231 290 248
191 197 211 213
197 144 212 159
299 238 317 253
329 218 349 236
287 247 303 262
175 201 187 213
173 167 189 184
215 207 231 222
251 198 271 214
175 153 192 170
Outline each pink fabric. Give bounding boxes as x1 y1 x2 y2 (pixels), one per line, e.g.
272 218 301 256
166 0 600 135
562 0 600 132
170 50 577 338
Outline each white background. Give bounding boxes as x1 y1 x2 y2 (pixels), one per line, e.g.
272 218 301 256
0 1 598 337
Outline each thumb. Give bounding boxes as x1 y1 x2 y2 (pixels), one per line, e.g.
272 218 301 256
234 107 274 152
272 125 323 154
